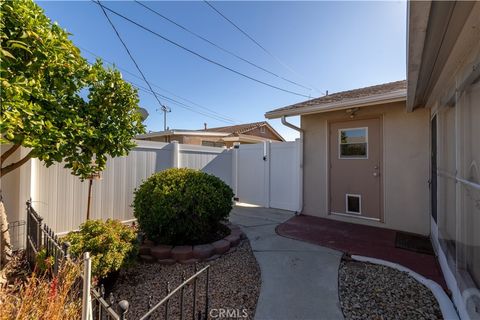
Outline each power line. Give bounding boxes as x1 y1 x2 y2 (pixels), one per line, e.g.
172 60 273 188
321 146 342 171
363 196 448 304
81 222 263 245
134 0 312 91
129 79 235 124
79 46 238 123
95 0 164 110
84 56 235 124
92 1 311 98
203 0 325 95
96 1 235 125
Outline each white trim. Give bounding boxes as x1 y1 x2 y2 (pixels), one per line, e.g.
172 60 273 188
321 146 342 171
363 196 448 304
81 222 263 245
351 254 459 320
338 127 369 160
265 89 406 119
345 194 362 214
437 169 480 191
430 218 469 320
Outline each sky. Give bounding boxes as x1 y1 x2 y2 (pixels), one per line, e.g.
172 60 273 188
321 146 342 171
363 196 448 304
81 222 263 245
37 0 407 141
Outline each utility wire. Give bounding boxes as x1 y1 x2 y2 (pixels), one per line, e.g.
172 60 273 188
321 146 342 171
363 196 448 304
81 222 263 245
86 58 235 124
203 0 324 95
129 80 235 124
92 1 311 98
135 0 311 91
95 0 164 110
80 46 238 123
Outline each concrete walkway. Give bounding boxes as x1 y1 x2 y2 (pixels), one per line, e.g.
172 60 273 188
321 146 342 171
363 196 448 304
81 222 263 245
229 205 344 320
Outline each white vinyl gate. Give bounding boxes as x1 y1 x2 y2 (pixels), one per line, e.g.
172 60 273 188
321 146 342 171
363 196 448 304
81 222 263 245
232 140 301 212
7 139 301 233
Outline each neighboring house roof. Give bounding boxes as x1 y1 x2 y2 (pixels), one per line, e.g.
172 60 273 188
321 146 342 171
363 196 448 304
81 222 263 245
202 121 285 141
136 121 285 142
265 80 407 119
204 121 266 134
136 130 230 140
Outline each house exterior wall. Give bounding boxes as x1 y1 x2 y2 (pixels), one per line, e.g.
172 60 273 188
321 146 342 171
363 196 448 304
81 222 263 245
301 101 431 235
408 3 480 318
182 135 223 146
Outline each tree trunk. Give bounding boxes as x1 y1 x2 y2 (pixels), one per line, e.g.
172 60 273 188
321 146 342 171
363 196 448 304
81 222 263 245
0 200 12 269
86 179 93 220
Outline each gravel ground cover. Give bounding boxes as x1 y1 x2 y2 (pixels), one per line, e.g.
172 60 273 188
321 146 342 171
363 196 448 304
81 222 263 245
339 258 443 320
111 240 260 319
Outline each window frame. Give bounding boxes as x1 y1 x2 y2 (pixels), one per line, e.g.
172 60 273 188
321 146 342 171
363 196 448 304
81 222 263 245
338 127 369 159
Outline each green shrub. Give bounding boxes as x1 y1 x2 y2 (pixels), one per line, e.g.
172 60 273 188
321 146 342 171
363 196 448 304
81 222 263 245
64 219 138 279
35 248 55 274
133 168 234 245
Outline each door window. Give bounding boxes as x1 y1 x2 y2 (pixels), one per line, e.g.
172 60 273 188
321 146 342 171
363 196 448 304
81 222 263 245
339 127 368 159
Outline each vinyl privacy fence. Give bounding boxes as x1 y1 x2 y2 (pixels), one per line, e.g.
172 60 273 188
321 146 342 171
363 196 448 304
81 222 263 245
26 139 301 234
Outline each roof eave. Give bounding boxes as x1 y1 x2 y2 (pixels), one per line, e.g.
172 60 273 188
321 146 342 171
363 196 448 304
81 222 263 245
406 1 432 112
265 89 407 119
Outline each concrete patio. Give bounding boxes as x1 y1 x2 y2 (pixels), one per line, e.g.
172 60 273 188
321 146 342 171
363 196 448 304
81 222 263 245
229 205 344 320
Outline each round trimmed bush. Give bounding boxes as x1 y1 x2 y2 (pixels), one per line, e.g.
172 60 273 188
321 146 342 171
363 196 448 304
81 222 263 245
133 168 234 245
64 219 138 279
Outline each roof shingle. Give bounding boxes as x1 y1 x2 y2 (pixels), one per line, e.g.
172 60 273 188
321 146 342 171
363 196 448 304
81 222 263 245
267 80 406 116
201 121 268 134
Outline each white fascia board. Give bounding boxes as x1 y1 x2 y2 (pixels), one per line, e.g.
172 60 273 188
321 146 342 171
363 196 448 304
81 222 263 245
406 1 432 112
265 90 407 119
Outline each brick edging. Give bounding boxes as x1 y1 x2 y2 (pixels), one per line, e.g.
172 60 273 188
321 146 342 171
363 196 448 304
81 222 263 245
138 224 246 264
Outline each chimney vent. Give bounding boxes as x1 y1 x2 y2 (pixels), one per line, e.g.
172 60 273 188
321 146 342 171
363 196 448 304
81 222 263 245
204 123 207 130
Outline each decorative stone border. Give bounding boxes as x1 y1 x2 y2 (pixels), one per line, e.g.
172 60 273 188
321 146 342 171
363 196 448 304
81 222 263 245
138 224 246 264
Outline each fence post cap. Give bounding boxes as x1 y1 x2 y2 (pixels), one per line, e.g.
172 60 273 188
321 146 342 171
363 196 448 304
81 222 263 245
119 300 129 314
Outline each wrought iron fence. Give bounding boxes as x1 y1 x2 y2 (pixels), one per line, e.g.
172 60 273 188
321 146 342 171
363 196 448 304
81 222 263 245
139 264 210 320
90 284 129 320
26 201 126 320
24 200 212 320
26 199 70 273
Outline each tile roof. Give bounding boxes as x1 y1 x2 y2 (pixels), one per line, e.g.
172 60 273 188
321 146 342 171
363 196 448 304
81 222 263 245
201 121 269 134
267 80 406 116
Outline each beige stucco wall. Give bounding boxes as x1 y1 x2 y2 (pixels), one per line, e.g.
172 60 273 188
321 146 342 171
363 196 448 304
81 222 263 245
301 101 431 235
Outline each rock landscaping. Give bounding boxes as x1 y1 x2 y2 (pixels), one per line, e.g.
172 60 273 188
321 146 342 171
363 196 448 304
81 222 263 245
111 239 260 319
139 224 245 264
339 258 443 320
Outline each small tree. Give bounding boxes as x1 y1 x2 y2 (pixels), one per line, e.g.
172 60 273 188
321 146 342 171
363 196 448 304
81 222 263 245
0 0 145 265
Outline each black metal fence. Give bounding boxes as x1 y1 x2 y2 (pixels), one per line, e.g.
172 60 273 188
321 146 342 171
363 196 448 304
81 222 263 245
26 199 70 273
91 284 129 320
140 264 210 320
24 200 211 320
25 200 125 320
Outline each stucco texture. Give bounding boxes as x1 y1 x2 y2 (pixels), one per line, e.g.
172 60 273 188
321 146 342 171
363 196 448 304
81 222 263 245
301 101 431 235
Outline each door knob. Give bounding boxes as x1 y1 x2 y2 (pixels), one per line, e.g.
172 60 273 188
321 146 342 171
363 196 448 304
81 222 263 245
373 172 379 177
